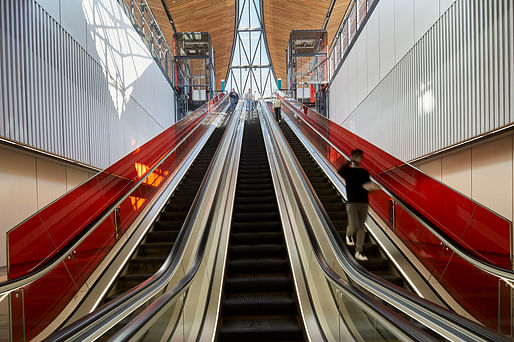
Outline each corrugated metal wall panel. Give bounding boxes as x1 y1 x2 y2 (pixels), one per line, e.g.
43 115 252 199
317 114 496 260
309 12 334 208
0 0 174 169
335 0 514 161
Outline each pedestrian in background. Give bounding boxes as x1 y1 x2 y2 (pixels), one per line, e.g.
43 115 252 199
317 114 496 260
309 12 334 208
272 95 282 122
229 88 238 111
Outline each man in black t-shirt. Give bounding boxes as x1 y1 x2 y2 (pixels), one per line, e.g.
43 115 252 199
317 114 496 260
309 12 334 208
338 149 372 262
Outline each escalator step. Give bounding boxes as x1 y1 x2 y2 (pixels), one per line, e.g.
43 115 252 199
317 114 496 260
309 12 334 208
219 317 302 342
228 258 288 274
232 212 279 222
229 244 285 258
234 203 277 212
153 220 183 231
138 242 173 257
230 232 283 245
231 221 282 233
222 294 297 316
146 230 179 242
225 275 292 292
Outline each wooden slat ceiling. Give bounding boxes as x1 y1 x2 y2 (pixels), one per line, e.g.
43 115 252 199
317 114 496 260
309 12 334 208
148 0 236 89
147 0 350 90
263 0 331 84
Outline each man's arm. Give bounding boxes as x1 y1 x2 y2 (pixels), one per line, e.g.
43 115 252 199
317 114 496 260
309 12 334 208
338 161 352 178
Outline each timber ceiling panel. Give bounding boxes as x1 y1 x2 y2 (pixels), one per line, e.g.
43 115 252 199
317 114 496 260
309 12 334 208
148 0 236 89
263 0 331 84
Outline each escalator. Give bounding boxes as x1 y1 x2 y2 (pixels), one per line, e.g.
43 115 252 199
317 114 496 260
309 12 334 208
279 122 407 289
101 117 229 304
217 112 305 342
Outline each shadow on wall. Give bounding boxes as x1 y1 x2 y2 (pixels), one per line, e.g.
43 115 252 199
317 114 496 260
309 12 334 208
81 0 166 167
0 0 175 266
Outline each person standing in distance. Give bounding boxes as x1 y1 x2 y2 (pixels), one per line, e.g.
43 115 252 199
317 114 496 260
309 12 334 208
229 88 239 111
272 94 282 122
338 149 378 262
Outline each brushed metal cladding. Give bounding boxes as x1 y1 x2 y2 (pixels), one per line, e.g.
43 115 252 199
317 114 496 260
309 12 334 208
0 0 175 169
330 0 514 161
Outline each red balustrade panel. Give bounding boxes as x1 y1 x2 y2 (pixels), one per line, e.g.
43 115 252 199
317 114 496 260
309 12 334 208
7 95 227 341
279 96 512 332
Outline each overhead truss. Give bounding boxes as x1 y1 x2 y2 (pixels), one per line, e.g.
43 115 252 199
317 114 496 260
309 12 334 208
225 0 277 97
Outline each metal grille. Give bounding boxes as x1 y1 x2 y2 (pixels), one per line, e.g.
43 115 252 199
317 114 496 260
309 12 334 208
334 0 514 161
0 0 174 169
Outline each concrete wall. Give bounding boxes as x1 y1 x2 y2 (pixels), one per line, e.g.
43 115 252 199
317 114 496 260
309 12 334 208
0 144 96 266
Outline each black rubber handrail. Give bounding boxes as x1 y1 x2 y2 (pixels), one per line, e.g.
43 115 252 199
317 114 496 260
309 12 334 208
44 98 232 341
259 101 437 342
271 99 511 341
104 106 244 341
0 96 227 296
280 95 514 282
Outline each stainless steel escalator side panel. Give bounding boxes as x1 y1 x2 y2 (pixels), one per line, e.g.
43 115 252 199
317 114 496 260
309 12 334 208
70 105 229 319
46 101 237 342
0 97 230 297
258 99 428 342
278 96 514 284
195 104 246 342
102 102 246 342
278 109 457 312
276 98 508 342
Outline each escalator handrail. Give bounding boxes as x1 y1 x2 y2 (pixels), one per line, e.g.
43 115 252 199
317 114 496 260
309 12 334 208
258 101 436 342
0 96 226 295
261 100 509 342
279 94 514 282
104 105 245 342
45 100 238 341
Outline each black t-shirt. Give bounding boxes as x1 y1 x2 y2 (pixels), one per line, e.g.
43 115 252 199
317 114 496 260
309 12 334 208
338 163 370 203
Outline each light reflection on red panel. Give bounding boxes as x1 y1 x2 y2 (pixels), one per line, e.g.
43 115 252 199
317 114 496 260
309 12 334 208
7 94 226 340
280 96 512 332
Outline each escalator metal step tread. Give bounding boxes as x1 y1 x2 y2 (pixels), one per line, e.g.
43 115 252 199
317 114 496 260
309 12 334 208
219 317 302 341
279 122 408 290
228 258 289 273
218 113 305 341
100 125 227 306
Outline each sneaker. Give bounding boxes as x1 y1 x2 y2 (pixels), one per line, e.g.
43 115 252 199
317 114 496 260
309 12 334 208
345 235 355 246
355 252 368 262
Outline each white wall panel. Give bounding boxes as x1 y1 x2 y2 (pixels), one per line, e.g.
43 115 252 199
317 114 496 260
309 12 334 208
471 136 513 220
0 147 38 266
394 0 415 63
329 0 514 162
60 0 87 49
414 0 439 42
0 0 176 170
417 159 442 181
366 11 380 92
356 29 368 105
66 166 90 191
35 0 60 21
440 0 457 15
379 0 395 80
36 158 67 209
441 149 472 196
0 145 93 266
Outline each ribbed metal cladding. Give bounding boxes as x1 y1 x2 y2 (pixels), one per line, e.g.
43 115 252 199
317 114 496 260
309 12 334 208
340 0 514 161
0 0 122 168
